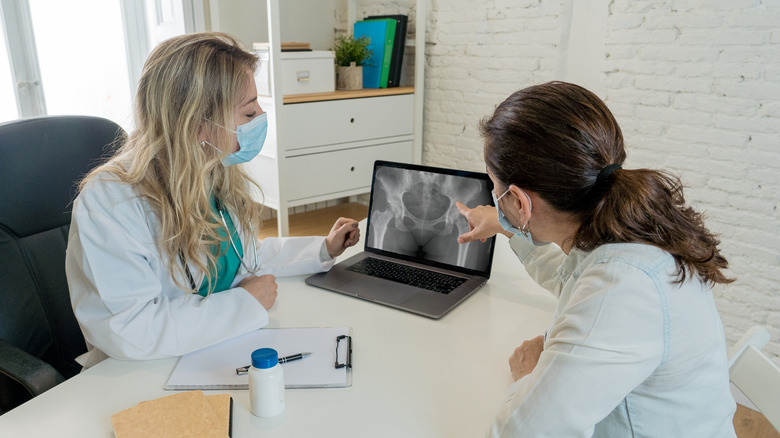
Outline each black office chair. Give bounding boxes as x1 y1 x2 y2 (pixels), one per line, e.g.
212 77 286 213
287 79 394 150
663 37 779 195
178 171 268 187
0 115 125 414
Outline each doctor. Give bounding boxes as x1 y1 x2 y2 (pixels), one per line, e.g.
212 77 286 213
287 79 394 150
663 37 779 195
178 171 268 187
66 33 359 369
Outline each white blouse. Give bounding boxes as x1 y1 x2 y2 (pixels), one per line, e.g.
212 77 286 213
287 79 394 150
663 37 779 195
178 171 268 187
487 236 737 437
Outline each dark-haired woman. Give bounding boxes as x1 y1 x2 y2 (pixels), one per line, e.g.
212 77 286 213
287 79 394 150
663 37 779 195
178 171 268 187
456 82 736 437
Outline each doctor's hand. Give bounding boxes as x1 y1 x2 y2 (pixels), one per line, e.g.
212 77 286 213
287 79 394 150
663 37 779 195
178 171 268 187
325 217 360 258
509 335 544 381
238 274 278 310
455 202 510 244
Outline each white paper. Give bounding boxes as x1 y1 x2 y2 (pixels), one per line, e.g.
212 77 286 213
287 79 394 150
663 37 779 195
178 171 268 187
165 327 351 390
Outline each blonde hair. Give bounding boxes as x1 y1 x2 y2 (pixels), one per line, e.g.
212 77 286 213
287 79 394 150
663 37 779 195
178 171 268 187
80 32 265 294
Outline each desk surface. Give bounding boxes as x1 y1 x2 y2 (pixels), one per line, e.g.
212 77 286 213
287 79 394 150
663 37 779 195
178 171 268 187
0 222 556 437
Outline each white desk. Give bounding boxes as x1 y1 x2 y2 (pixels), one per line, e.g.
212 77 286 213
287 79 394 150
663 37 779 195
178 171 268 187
0 222 556 437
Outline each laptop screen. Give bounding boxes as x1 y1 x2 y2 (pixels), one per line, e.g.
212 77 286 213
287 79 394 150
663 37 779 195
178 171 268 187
364 161 496 277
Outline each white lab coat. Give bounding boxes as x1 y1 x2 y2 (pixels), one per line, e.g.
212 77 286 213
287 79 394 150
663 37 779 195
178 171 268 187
66 174 334 369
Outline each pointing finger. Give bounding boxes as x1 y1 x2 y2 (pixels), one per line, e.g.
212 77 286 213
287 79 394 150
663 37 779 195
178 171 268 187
455 201 470 216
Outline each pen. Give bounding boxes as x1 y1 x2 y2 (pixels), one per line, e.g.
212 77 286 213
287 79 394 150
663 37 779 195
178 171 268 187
278 352 312 363
236 352 312 375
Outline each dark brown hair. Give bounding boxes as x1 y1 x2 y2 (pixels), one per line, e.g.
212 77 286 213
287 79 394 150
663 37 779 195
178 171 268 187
481 81 733 285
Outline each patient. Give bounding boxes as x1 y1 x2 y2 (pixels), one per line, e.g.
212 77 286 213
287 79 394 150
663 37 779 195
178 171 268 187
66 33 359 368
457 81 737 437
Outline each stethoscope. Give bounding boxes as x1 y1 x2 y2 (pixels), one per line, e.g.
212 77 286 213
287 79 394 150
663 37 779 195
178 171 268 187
214 198 260 274
181 198 260 291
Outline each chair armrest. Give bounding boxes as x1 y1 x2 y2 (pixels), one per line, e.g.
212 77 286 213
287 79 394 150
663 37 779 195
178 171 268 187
728 325 771 369
0 339 65 398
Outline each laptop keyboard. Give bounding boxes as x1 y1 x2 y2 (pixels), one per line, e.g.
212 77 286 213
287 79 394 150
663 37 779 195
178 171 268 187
346 257 466 295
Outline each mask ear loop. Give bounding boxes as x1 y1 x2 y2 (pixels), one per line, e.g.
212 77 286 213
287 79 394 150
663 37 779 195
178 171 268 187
497 184 533 235
204 118 238 134
201 139 229 165
201 139 219 152
201 118 237 160
517 188 533 238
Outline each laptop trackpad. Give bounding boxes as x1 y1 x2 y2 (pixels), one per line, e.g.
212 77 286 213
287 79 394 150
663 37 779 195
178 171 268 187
306 269 353 289
348 277 417 304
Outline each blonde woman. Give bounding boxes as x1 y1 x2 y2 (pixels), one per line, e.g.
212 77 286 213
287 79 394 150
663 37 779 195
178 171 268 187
66 33 359 369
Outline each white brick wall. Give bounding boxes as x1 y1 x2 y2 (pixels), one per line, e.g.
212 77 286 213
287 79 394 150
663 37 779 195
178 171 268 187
356 0 780 363
602 0 780 364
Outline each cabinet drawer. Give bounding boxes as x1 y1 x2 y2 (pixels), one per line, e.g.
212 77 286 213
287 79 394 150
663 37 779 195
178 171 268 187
285 140 413 201
281 94 413 152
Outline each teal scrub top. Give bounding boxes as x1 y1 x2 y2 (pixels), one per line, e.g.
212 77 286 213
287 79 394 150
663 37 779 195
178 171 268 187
198 197 243 296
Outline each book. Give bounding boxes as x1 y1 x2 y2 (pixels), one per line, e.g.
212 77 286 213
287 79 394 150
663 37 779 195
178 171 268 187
354 19 396 88
281 41 312 51
365 15 407 87
164 327 353 390
111 391 232 438
376 19 397 87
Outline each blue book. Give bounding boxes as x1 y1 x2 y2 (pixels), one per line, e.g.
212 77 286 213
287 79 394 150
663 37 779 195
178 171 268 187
354 19 390 89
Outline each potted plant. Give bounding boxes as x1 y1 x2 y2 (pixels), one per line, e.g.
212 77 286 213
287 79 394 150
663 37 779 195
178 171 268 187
333 34 372 90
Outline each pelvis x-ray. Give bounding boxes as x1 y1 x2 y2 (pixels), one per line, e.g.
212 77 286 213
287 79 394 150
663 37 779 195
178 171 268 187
367 166 493 272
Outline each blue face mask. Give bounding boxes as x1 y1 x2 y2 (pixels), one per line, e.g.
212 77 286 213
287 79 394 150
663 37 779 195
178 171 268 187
492 187 534 244
207 113 268 167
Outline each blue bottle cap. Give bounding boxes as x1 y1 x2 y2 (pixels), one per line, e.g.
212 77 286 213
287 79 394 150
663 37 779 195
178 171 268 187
251 348 278 369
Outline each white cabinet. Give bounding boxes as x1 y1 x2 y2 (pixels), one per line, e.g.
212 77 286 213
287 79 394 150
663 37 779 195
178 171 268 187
244 0 425 236
248 94 414 207
282 94 413 152
285 140 413 200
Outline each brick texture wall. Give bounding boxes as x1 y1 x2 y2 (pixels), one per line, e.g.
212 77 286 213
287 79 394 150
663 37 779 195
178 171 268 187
356 0 780 362
602 1 780 363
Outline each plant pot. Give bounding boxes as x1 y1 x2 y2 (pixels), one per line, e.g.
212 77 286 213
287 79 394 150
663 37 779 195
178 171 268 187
336 62 363 90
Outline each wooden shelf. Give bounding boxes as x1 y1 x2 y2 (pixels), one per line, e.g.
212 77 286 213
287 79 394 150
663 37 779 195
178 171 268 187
283 86 414 104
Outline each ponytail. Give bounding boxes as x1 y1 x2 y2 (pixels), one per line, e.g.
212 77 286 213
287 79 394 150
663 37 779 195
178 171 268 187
576 168 733 286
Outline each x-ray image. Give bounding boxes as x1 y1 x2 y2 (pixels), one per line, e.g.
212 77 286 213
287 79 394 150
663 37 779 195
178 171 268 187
367 165 493 272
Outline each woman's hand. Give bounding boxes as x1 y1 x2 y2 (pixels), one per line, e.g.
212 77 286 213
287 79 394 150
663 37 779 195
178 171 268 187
455 202 510 243
238 274 278 310
325 217 360 258
509 335 544 381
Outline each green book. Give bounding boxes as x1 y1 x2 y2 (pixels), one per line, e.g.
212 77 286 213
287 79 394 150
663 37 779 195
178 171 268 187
364 18 396 88
379 18 396 88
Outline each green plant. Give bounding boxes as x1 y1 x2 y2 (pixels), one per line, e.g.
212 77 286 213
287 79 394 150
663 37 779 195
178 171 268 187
333 34 372 67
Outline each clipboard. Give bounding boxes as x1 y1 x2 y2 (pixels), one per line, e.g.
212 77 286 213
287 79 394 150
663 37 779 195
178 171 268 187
164 327 352 390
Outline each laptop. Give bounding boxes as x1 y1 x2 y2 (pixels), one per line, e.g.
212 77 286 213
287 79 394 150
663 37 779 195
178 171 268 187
305 160 496 319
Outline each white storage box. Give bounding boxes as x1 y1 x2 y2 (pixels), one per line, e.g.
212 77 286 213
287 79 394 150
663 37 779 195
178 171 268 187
252 46 335 97
254 48 271 96
280 50 335 95
253 43 271 96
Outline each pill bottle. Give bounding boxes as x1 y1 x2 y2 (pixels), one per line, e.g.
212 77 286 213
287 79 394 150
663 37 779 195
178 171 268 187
249 348 285 417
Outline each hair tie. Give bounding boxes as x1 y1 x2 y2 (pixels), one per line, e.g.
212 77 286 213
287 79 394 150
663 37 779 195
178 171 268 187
596 163 621 187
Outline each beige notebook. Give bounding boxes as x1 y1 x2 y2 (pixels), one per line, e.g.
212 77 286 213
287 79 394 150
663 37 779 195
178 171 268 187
111 391 231 438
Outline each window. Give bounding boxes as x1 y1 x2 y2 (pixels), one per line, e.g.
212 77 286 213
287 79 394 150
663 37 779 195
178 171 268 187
0 17 17 121
28 0 133 128
0 0 201 131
